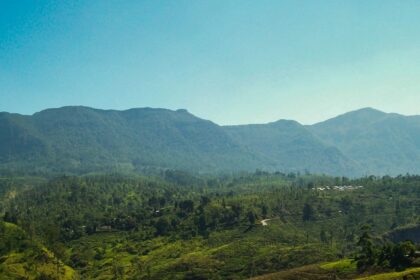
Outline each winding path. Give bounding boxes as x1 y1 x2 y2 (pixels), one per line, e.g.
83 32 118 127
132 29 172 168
261 218 278 226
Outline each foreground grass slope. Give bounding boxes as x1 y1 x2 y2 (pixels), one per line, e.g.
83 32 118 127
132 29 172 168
0 222 79 280
64 220 337 279
251 259 420 280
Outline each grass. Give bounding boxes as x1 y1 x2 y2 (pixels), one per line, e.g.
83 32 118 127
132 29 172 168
252 260 420 280
356 267 420 280
0 222 79 280
320 258 357 273
250 259 357 280
250 264 333 280
64 223 339 279
0 251 78 280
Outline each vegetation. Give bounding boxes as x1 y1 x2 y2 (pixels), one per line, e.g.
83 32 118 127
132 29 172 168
2 106 420 176
0 171 419 279
0 221 78 279
355 226 418 271
309 107 420 175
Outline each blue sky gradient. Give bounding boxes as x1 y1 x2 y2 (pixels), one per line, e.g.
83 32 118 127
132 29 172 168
1 1 420 124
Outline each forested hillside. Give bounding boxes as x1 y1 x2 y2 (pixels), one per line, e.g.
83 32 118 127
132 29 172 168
1 172 419 279
1 106 420 176
224 120 359 175
309 108 420 175
0 107 261 174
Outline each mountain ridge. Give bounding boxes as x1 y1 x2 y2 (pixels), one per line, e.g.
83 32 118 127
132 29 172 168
0 106 419 176
309 108 420 175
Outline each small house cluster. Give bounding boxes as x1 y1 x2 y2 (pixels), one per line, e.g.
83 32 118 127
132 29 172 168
313 185 363 191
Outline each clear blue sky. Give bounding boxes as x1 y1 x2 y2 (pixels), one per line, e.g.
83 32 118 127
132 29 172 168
1 1 420 125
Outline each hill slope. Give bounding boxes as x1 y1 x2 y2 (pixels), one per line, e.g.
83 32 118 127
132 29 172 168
0 106 419 175
224 120 360 175
309 108 420 175
0 106 261 173
0 221 79 279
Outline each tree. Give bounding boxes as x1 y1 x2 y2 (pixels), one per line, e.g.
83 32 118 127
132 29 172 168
355 225 376 271
231 204 242 221
302 203 315 221
377 243 393 268
390 241 416 269
51 242 66 279
155 218 170 236
179 200 194 213
247 211 256 226
197 214 207 236
320 229 328 244
339 196 353 214
200 196 211 206
261 205 268 218
3 211 17 223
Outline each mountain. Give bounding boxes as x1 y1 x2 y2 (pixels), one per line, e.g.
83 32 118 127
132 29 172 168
309 108 420 175
0 106 419 176
224 120 360 175
0 106 261 173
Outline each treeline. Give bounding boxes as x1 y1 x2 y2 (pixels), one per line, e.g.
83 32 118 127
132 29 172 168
356 225 419 271
3 172 420 243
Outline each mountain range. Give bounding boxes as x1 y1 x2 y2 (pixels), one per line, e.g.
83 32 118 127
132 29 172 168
1 106 419 176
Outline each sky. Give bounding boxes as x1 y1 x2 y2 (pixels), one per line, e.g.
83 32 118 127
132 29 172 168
1 0 420 125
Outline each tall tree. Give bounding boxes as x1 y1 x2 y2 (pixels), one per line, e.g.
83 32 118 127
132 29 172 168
355 225 376 271
302 203 315 221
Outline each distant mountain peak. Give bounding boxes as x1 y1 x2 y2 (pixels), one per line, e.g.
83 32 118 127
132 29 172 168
312 107 388 128
334 107 387 118
347 107 387 116
270 119 301 125
354 107 384 112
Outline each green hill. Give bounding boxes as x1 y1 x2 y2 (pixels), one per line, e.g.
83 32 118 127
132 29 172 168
0 106 261 174
0 221 79 280
309 108 420 175
251 259 420 280
1 106 420 176
224 120 360 175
